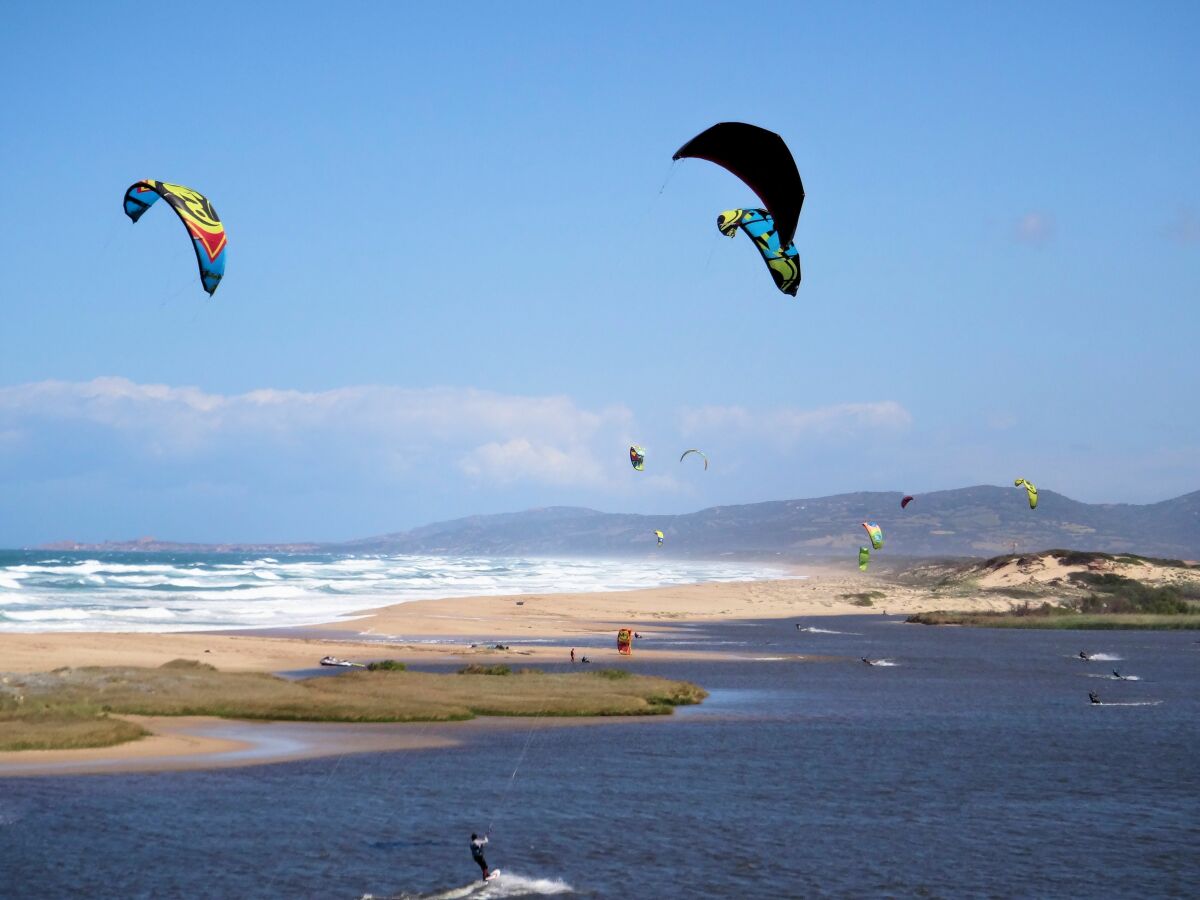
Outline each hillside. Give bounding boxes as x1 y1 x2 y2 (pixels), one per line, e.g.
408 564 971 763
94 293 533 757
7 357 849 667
336 486 1200 560
40 486 1200 560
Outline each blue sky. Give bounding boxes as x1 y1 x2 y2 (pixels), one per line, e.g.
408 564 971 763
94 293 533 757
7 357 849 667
1 1 1197 545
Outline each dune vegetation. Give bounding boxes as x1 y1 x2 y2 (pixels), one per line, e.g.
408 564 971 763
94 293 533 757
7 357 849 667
0 658 706 752
906 610 1200 630
903 550 1200 629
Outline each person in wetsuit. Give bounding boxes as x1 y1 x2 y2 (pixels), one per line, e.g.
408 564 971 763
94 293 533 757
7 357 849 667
1079 651 1090 660
470 833 490 880
1089 691 1101 704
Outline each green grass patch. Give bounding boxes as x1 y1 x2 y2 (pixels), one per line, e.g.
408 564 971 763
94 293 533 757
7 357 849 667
0 664 708 750
907 611 1200 630
160 658 217 671
0 693 149 752
458 664 511 675
839 591 886 607
366 660 406 671
1066 572 1198 614
0 711 148 752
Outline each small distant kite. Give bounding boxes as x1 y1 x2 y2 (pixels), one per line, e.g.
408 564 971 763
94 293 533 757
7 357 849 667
1014 478 1038 509
629 445 646 471
901 495 914 509
679 449 709 470
717 209 800 295
862 522 884 550
858 547 871 571
654 530 665 546
123 179 227 295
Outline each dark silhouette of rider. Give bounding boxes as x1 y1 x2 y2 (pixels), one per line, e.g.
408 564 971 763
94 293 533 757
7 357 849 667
470 833 489 880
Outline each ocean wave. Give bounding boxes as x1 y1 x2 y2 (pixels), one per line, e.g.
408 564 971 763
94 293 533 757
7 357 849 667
0 551 782 633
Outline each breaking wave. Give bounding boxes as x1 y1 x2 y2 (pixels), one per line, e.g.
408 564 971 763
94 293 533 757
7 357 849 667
0 550 781 633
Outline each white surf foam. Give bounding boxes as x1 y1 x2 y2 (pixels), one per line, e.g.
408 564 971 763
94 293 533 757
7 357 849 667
0 553 783 633
796 626 860 635
1092 700 1162 707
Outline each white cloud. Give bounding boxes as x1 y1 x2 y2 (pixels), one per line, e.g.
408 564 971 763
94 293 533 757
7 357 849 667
459 439 605 487
0 377 632 489
1014 212 1054 244
986 412 1018 431
1164 208 1200 245
679 401 912 444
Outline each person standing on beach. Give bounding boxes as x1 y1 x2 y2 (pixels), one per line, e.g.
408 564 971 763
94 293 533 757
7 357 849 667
570 648 575 663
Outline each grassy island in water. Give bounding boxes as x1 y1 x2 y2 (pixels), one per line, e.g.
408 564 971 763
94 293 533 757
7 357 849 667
0 659 706 752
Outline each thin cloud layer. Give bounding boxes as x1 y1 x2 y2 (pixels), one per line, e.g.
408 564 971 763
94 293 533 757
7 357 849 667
0 377 631 489
679 401 913 444
0 379 924 542
1014 212 1055 244
1164 208 1200 245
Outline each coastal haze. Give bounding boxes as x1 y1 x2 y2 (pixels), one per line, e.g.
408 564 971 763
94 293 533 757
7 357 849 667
42 485 1200 559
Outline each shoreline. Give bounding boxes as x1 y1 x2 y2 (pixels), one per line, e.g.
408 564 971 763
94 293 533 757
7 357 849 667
0 568 1002 674
0 713 676 777
0 569 1019 775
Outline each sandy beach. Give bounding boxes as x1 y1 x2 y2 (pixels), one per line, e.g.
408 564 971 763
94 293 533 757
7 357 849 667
0 566 1010 674
0 567 1020 775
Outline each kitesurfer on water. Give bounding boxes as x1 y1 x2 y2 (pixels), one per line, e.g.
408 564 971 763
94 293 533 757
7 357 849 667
470 833 490 880
1113 669 1123 680
1079 651 1091 660
1089 691 1101 704
861 657 873 666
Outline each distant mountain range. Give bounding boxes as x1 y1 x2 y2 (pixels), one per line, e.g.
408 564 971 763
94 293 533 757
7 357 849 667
41 486 1200 560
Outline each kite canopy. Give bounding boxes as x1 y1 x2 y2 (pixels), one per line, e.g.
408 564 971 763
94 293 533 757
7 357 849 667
674 122 804 248
617 628 633 654
680 448 709 470
718 209 800 296
1014 478 1039 509
862 522 884 550
629 445 646 471
858 547 871 571
901 495 914 509
123 180 227 295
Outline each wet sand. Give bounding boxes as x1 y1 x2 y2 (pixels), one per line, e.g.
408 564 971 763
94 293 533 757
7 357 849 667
0 568 912 673
0 713 673 777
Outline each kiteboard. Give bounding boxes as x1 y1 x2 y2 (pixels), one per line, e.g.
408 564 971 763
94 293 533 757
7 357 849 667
485 869 501 882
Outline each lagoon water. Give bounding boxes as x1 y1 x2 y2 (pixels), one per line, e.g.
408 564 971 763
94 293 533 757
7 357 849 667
0 550 779 633
3 616 1198 898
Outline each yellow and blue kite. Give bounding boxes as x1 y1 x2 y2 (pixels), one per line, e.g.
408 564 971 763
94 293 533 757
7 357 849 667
718 209 800 296
862 522 884 550
124 180 227 295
